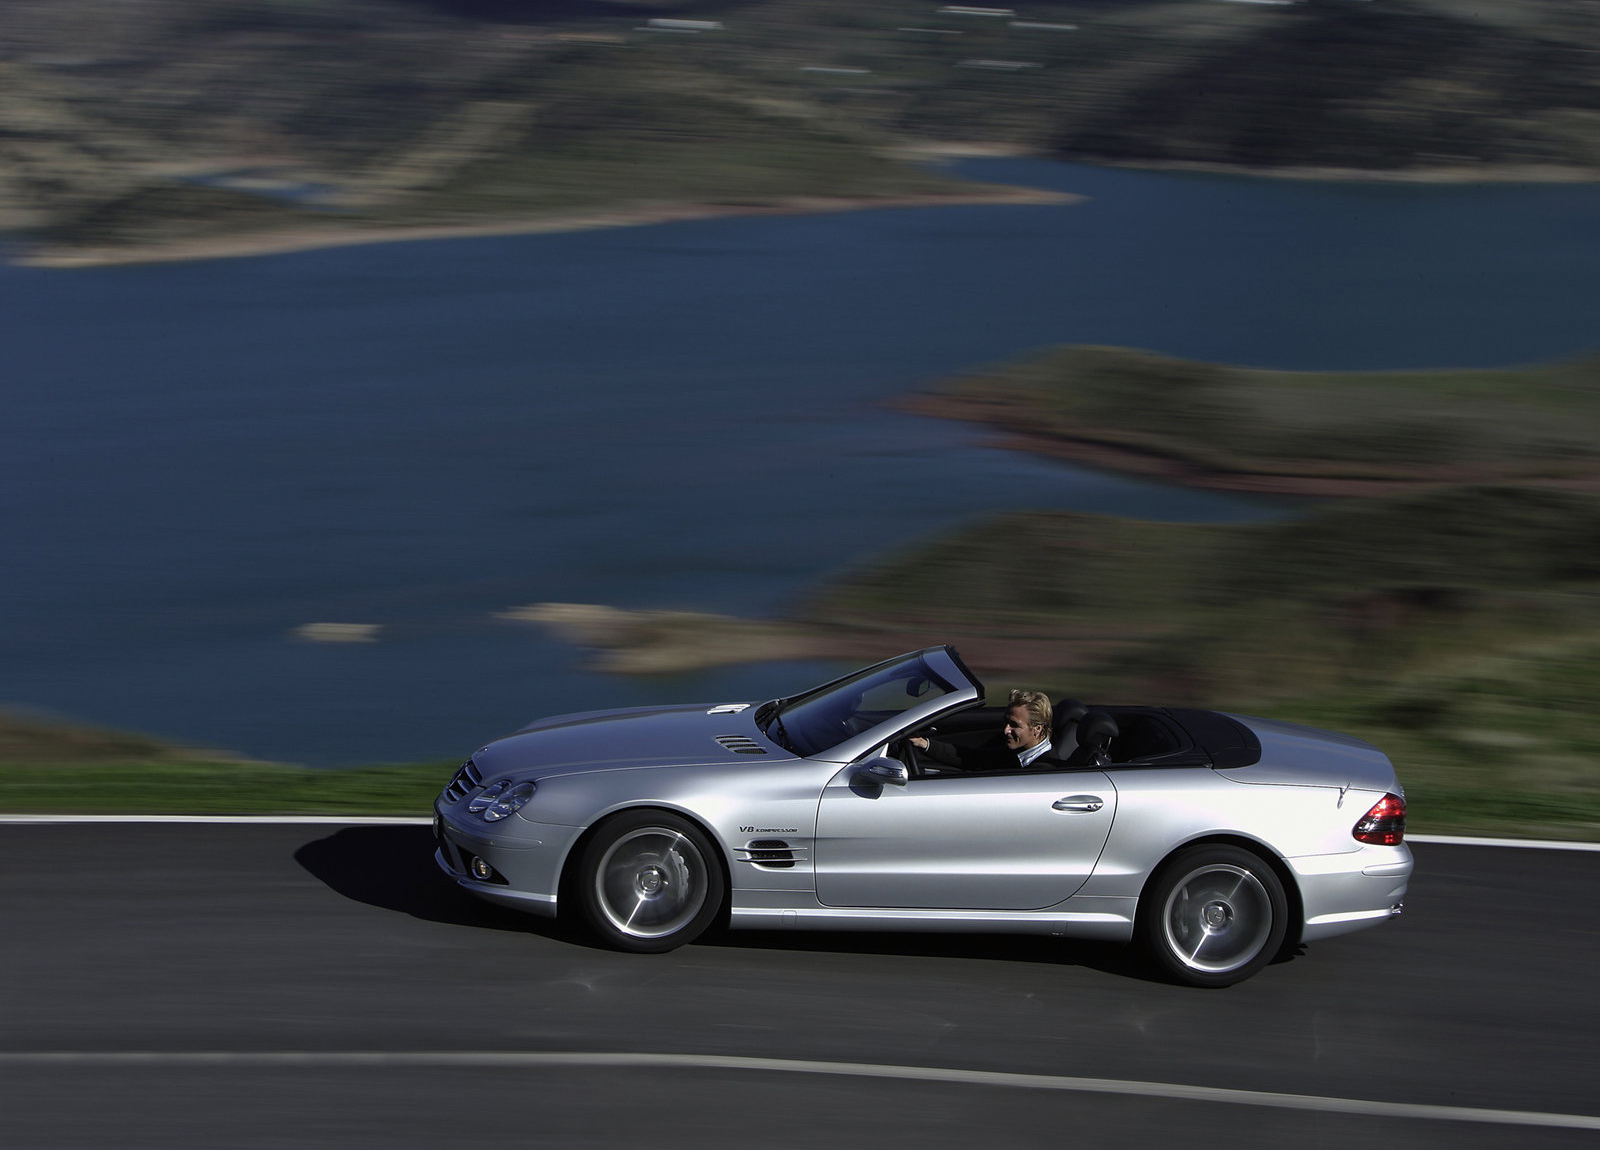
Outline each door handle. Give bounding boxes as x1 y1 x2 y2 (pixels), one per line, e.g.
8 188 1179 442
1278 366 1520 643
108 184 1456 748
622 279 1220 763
1053 795 1104 812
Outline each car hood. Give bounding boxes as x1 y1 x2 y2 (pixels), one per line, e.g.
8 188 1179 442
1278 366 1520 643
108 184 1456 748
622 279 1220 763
471 702 789 780
1219 715 1401 793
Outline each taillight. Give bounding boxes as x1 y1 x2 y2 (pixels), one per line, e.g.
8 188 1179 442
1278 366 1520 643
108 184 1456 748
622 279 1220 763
1353 792 1406 845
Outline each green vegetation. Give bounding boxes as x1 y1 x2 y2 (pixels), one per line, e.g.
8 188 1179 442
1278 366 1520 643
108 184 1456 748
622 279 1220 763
5 4 1596 838
35 184 314 246
0 714 448 815
880 346 1600 837
1255 644 1600 839
395 53 970 222
0 760 448 816
1052 1 1600 171
5 0 1598 256
807 486 1600 841
5 486 1598 838
904 345 1600 488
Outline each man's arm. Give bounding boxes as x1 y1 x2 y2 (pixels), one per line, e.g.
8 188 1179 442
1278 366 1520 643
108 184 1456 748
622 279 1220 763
913 736 1013 772
912 737 963 769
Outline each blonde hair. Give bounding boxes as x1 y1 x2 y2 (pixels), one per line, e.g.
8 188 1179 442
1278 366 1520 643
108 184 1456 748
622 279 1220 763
1009 689 1052 737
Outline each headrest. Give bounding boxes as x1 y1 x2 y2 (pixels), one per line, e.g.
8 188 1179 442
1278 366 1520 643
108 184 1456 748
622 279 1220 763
1053 698 1088 735
1077 710 1120 751
1051 698 1088 756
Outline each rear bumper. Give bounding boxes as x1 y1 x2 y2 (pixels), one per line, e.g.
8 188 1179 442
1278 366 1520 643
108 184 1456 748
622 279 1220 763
1289 843 1412 942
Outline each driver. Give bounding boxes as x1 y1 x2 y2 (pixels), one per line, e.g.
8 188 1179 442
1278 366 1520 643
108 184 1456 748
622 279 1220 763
910 689 1057 771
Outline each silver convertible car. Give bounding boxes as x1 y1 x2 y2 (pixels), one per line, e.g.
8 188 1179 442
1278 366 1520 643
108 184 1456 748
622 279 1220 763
434 646 1411 986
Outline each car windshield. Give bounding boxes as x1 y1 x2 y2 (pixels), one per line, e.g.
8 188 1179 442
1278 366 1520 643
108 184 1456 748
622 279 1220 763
758 652 960 758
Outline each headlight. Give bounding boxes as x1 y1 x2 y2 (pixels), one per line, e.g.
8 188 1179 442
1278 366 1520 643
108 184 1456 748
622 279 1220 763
466 780 507 814
469 779 536 822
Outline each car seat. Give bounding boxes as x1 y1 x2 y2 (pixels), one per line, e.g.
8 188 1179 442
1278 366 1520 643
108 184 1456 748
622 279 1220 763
1065 710 1119 768
1051 699 1089 759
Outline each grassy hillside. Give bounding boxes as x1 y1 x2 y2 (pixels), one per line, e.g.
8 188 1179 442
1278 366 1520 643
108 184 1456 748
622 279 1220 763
901 346 1600 492
5 0 1597 255
807 487 1600 839
6 486 1596 838
1057 1 1600 171
0 712 447 815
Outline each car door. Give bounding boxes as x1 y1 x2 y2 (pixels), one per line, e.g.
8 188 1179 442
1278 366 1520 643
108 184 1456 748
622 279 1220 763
813 764 1118 910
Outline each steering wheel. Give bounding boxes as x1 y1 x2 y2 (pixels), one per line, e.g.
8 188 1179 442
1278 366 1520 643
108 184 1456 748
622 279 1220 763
889 737 923 779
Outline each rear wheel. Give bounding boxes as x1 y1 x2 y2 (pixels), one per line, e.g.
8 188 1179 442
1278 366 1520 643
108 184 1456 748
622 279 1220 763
1138 845 1288 987
576 810 725 953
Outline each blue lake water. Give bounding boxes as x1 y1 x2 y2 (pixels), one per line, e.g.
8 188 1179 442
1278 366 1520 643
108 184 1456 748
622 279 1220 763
2 159 1597 764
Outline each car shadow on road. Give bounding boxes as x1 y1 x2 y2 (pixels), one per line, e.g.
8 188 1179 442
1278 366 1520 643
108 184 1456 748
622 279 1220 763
291 825 1240 983
700 925 1157 982
293 824 570 941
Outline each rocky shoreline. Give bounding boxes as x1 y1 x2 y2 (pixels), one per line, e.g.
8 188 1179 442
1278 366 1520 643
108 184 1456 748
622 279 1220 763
501 602 1118 679
1081 157 1600 186
892 393 1600 498
19 150 1597 271
13 185 1079 269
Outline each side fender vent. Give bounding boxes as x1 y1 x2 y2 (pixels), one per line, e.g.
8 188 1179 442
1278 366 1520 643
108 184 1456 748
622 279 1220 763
737 840 806 870
716 735 767 755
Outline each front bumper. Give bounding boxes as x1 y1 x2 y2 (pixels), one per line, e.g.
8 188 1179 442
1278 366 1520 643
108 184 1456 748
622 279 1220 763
433 806 582 919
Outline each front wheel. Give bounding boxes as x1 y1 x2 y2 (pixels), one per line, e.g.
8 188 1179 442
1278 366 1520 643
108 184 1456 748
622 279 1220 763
575 810 726 953
1138 845 1288 987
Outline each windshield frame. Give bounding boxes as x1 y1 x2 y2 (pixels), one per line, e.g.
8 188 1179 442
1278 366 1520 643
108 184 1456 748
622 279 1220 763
758 646 984 762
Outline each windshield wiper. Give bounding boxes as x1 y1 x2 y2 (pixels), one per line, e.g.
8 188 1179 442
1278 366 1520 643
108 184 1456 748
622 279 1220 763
757 699 797 753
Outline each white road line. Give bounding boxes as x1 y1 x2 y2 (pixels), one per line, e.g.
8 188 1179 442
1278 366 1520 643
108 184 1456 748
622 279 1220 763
1407 833 1600 852
0 814 432 825
2 816 1596 852
1 1051 1595 1130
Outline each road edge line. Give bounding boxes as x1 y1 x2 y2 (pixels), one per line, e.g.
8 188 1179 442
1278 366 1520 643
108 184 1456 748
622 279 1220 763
2 1050 1596 1131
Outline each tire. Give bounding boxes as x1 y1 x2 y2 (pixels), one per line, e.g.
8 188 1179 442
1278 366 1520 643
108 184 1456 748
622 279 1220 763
1138 844 1288 988
575 810 726 953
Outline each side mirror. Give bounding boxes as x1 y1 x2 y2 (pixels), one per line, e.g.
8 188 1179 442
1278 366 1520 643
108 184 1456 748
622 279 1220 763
855 756 909 787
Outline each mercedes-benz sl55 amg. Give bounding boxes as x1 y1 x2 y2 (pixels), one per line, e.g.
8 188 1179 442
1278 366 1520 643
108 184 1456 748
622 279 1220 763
434 646 1410 986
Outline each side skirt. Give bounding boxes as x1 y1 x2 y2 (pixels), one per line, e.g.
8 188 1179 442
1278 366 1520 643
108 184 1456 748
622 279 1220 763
728 895 1136 942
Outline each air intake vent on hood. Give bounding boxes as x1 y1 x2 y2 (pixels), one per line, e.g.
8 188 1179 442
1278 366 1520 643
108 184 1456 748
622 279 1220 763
716 735 767 755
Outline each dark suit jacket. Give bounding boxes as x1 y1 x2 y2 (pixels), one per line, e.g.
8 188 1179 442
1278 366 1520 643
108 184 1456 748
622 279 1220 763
921 736 1065 772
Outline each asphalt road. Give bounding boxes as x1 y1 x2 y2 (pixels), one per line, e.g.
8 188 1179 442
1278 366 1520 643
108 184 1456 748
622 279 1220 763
1 822 1595 1149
